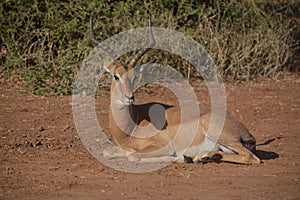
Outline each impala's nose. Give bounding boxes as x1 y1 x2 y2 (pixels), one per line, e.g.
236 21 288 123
125 95 134 105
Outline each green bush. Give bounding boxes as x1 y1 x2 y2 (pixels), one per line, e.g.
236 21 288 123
0 0 298 95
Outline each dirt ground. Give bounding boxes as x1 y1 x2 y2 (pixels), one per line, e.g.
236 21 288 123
0 74 299 200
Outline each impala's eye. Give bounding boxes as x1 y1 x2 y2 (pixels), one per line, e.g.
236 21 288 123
113 75 120 81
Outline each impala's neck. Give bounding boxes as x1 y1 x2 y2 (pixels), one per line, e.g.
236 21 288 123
109 85 137 149
110 101 136 132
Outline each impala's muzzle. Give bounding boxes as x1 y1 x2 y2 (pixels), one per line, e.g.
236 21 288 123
124 95 134 105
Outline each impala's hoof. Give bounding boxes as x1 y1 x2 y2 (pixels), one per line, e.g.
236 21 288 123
194 160 202 165
200 156 210 163
183 155 193 163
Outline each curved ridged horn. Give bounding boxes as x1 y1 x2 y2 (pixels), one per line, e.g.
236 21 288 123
90 16 123 66
129 16 155 67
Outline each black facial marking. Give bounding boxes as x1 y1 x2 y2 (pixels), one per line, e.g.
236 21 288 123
113 75 120 81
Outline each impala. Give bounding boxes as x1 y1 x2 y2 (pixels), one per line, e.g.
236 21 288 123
90 16 261 164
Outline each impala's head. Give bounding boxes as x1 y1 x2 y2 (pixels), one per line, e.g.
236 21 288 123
90 16 155 106
103 64 136 106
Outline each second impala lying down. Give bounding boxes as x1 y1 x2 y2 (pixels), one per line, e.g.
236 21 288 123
90 16 261 164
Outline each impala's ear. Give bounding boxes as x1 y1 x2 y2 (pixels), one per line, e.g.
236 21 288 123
135 62 152 75
103 63 116 76
103 65 111 74
97 53 116 76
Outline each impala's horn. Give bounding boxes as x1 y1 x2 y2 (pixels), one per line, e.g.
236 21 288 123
90 16 123 67
129 15 155 68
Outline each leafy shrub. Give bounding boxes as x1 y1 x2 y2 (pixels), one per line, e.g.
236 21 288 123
0 0 298 95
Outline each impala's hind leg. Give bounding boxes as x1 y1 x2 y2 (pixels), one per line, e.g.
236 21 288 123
195 144 261 164
130 155 192 163
133 155 180 163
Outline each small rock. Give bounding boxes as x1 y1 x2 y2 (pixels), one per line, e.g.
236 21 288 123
35 139 43 147
63 124 71 131
49 166 60 171
8 129 14 133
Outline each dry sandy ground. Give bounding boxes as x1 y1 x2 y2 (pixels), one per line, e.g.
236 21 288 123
0 75 299 200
